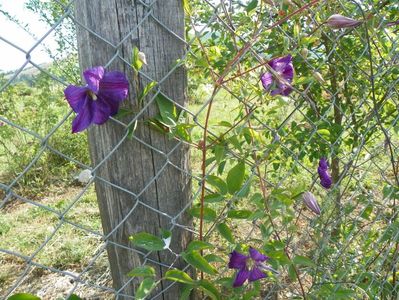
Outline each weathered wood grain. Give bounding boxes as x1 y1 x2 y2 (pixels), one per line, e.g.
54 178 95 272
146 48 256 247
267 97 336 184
74 1 191 298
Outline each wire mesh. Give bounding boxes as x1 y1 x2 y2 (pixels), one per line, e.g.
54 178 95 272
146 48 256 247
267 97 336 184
0 0 398 299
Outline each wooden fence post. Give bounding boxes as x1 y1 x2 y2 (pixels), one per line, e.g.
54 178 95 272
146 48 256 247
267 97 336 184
74 1 191 298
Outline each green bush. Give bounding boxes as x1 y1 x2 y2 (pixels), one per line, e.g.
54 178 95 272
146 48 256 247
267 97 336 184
0 67 89 196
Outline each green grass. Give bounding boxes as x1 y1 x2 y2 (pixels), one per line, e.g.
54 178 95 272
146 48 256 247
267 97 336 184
0 186 106 295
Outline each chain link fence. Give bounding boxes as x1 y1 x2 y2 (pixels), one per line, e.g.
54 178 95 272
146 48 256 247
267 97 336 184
1 0 399 299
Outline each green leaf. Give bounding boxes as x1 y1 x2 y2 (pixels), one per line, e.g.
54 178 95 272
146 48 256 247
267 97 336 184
174 124 192 142
182 0 191 15
217 121 232 127
156 94 178 125
227 210 252 219
269 250 291 265
132 46 143 72
334 288 356 298
179 285 194 300
135 278 157 300
8 294 41 300
293 255 316 267
204 193 224 203
246 0 258 12
129 232 165 251
182 251 217 275
204 254 225 263
67 295 83 300
206 175 228 195
317 129 330 140
165 270 194 284
360 204 373 220
114 108 134 120
127 266 156 278
189 206 217 221
139 81 157 104
216 223 235 243
226 162 245 194
197 279 221 300
186 240 214 252
214 145 225 163
290 183 307 199
288 264 297 281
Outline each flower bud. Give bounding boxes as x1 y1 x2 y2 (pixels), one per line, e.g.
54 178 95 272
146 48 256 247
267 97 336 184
302 191 321 215
138 51 147 65
301 48 309 59
318 158 332 189
313 71 325 83
387 20 399 27
326 14 362 29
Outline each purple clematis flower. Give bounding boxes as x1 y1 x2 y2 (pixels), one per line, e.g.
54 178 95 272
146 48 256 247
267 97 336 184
228 247 275 287
318 158 332 189
260 54 294 96
64 66 129 133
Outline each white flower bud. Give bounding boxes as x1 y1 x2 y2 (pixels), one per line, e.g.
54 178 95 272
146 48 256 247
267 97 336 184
138 51 147 65
313 71 325 83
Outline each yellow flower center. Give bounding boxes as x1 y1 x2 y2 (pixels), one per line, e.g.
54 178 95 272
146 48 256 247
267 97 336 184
247 257 255 270
88 90 97 100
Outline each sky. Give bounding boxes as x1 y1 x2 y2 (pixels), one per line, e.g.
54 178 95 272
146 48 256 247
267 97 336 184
0 0 57 72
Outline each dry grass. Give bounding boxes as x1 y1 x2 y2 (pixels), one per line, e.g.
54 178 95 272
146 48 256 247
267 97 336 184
0 186 113 299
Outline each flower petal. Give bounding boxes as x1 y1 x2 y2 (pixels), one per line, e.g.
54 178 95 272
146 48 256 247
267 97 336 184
92 97 112 125
277 84 293 96
72 98 93 133
64 85 88 113
319 158 329 169
260 72 273 91
270 88 283 96
282 65 294 83
249 247 268 262
320 176 332 189
229 251 248 269
269 54 292 73
103 97 121 116
99 71 129 102
84 66 105 93
233 268 249 288
248 266 267 282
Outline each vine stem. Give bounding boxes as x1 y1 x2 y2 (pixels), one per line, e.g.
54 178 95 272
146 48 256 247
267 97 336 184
243 105 307 299
199 0 321 243
351 0 399 297
215 0 320 86
197 0 321 291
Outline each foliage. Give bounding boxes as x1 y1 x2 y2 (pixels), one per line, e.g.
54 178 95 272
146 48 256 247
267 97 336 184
126 1 399 299
0 69 89 195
